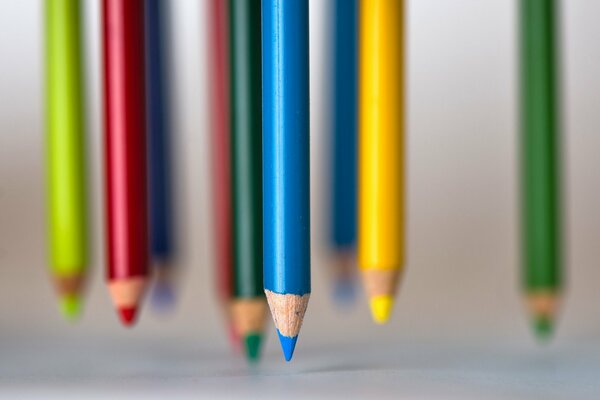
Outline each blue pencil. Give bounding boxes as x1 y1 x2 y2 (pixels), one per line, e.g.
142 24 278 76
146 0 175 311
262 0 311 362
330 0 358 305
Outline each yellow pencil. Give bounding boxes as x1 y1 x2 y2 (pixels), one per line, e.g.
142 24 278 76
358 0 405 324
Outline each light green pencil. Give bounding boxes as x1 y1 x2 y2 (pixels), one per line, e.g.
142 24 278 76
46 0 87 321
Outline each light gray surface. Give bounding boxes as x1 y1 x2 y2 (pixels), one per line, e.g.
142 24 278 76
1 337 599 399
1 0 600 398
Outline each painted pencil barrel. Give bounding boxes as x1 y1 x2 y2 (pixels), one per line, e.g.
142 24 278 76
46 0 87 279
102 0 149 282
146 0 173 264
230 0 263 299
332 0 358 250
209 0 234 304
262 0 311 297
358 0 404 323
520 0 561 292
358 0 405 273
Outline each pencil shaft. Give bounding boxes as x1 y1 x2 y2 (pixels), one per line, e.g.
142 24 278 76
146 0 173 262
46 0 87 276
358 0 405 271
262 0 311 296
209 0 234 303
230 0 263 299
102 0 149 281
332 0 358 250
520 0 561 291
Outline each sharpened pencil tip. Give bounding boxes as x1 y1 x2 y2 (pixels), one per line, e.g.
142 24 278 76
118 306 138 327
277 330 298 362
333 279 356 306
525 292 560 341
369 295 394 324
150 281 175 313
244 333 263 362
228 323 242 353
59 294 82 321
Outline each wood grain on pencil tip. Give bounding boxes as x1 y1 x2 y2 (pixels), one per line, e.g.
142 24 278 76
265 291 310 362
230 299 268 362
108 277 148 327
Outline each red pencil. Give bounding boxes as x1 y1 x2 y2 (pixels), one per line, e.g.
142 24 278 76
209 0 237 349
102 0 149 327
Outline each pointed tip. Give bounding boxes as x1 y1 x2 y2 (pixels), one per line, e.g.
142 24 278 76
333 279 356 306
244 333 263 362
59 294 82 321
277 330 298 362
227 324 242 354
118 306 139 327
150 281 176 313
532 315 554 341
369 295 394 324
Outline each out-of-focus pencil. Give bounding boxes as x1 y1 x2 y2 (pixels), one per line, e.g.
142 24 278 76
358 0 405 324
520 0 562 340
145 0 176 312
262 0 311 362
102 0 149 327
330 0 358 305
45 0 88 321
229 0 268 363
208 0 238 351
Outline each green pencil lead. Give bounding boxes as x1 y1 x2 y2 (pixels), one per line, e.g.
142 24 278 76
532 315 554 341
244 333 263 363
59 294 82 322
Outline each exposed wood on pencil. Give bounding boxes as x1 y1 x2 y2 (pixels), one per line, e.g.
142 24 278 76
361 269 401 299
108 277 148 309
150 262 177 311
230 298 268 337
152 261 175 286
526 291 560 319
334 251 355 282
219 300 241 352
265 290 310 338
52 274 85 297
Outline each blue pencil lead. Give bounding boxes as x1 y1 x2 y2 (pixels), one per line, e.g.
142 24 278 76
150 280 175 313
333 278 356 306
277 330 298 362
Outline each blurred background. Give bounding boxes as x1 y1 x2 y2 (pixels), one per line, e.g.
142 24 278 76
1 0 600 398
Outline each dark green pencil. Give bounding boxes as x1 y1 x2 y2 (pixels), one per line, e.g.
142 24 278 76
229 0 268 362
520 0 562 340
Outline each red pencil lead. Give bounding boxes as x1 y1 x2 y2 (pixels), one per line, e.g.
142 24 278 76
118 306 138 327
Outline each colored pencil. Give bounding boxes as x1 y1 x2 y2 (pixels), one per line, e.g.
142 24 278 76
262 0 311 362
520 0 562 339
145 0 175 312
358 0 405 324
102 0 149 327
330 0 358 305
45 0 88 321
229 0 268 362
208 0 239 351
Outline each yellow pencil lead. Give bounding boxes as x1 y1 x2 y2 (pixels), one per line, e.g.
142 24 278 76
369 295 394 324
